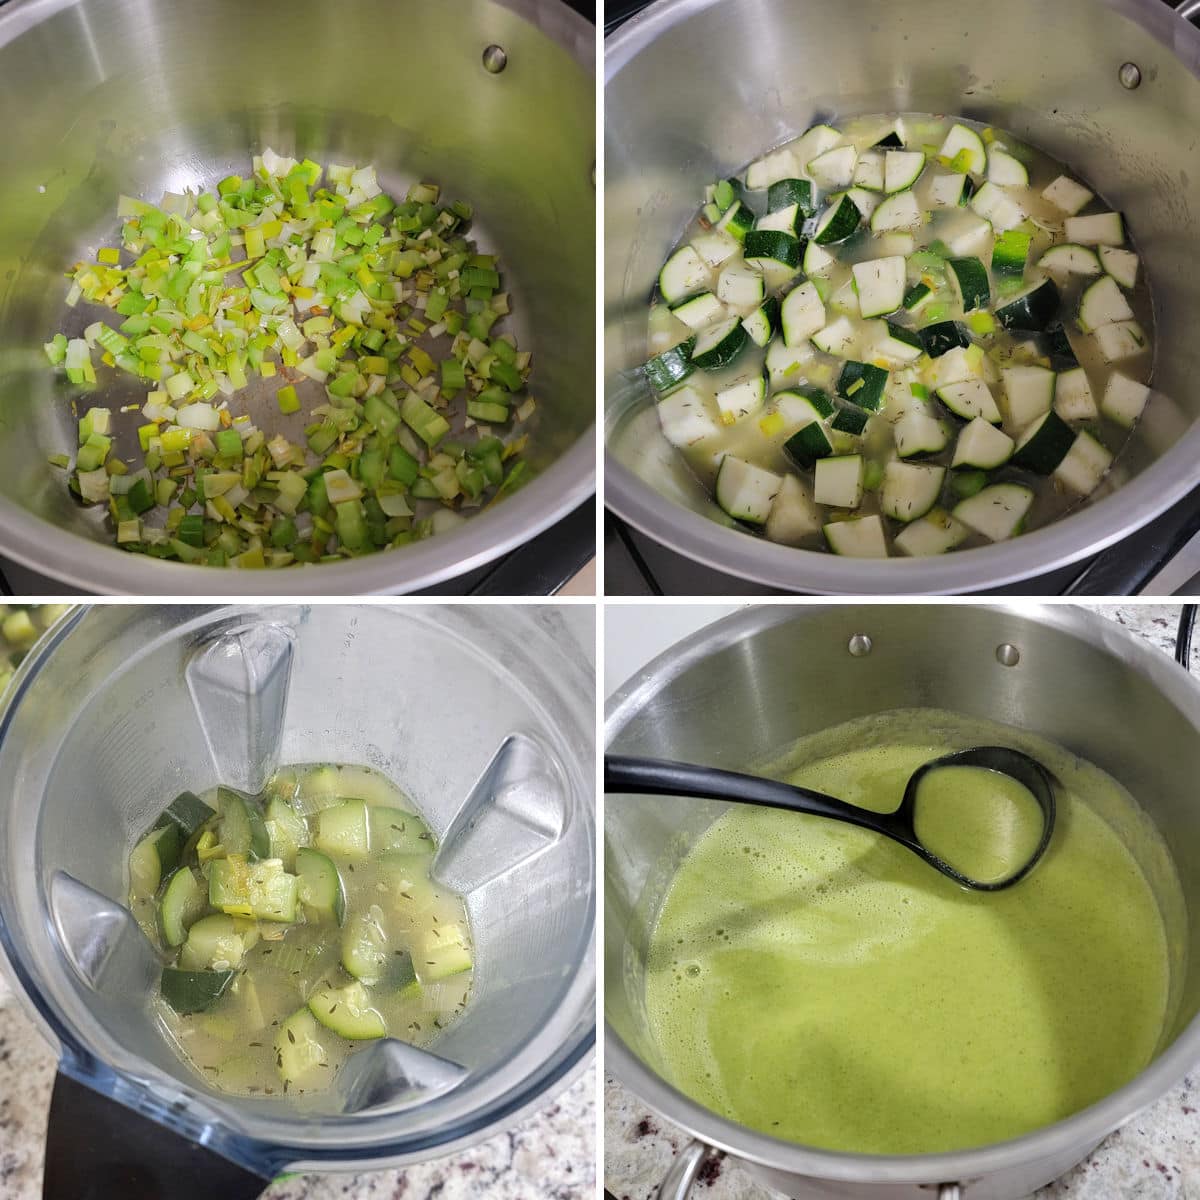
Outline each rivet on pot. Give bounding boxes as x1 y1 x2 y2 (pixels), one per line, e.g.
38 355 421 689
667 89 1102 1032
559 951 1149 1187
1119 61 1142 90
482 44 508 74
847 634 873 657
996 643 1021 667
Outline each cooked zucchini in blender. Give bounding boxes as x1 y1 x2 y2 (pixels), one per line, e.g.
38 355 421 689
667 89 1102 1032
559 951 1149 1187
128 762 472 1098
644 114 1158 558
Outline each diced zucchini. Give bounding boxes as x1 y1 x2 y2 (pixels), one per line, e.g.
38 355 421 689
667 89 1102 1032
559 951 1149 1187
1078 275 1135 332
659 246 709 304
766 340 814 387
872 321 923 365
991 230 1031 279
1064 212 1124 246
894 407 951 458
831 406 870 436
208 856 298 923
852 256 906 319
369 805 434 855
852 151 885 191
1000 365 1056 429
937 123 986 175
308 980 386 1040
952 417 1014 469
1013 410 1076 474
295 846 346 924
1094 320 1148 362
782 282 827 346
814 194 862 244
1054 430 1113 494
381 851 442 915
315 799 371 857
158 792 215 840
947 257 989 312
671 292 726 331
1042 175 1093 215
179 913 259 972
715 456 782 523
746 147 802 191
342 903 418 991
755 204 801 236
1054 367 1098 422
987 147 1028 186
928 172 967 208
741 296 781 347
870 190 921 232
881 462 945 522
764 475 823 546
743 230 803 271
823 514 888 557
1101 372 1151 428
802 240 837 277
767 178 815 216
716 263 765 309
161 967 235 1016
716 371 768 423
643 336 695 392
919 321 970 359
838 361 889 412
995 280 1061 332
657 385 722 448
264 796 307 871
807 145 858 188
691 232 739 268
692 316 750 370
159 867 209 948
814 454 864 508
1037 244 1101 279
783 421 835 469
417 922 473 982
217 788 270 861
894 509 970 556
937 379 1001 424
1099 247 1139 289
953 483 1034 541
715 201 755 241
884 151 926 193
812 315 857 356
274 1008 330 1088
942 212 992 257
970 182 1025 233
129 825 180 900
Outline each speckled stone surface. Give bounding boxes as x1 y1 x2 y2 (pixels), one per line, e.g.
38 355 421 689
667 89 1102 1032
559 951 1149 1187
605 602 1200 1200
0 973 594 1200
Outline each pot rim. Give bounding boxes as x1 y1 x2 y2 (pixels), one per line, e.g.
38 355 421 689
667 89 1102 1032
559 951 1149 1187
604 0 1200 595
0 0 595 597
603 602 1200 1184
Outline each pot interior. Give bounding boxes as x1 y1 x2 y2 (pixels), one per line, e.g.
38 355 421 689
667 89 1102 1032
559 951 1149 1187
605 0 1200 557
605 605 1200 1157
0 605 595 1167
0 0 593 576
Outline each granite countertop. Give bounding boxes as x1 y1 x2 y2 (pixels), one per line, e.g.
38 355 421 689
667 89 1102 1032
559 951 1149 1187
605 602 1200 1200
0 969 594 1199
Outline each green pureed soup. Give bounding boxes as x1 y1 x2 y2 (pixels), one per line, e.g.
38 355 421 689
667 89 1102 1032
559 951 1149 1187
644 711 1179 1154
128 763 472 1098
641 114 1157 558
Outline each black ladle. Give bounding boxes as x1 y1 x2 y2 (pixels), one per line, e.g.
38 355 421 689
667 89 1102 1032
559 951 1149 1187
605 746 1057 891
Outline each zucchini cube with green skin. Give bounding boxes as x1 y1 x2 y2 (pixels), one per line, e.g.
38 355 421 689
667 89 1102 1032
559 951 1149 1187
783 422 834 470
264 796 307 871
814 455 865 508
179 913 259 972
315 799 371 857
308 981 386 1041
129 824 181 899
208 856 298 923
160 967 235 1015
342 903 420 994
217 787 270 860
643 339 697 393
837 362 888 412
417 922 473 983
295 847 346 925
159 867 209 947
157 791 214 840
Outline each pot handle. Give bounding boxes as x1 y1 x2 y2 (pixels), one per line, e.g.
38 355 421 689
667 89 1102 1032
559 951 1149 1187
1176 605 1197 670
656 1139 719 1200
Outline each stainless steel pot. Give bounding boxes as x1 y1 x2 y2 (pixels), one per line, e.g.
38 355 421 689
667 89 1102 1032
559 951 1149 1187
605 604 1200 1198
605 0 1200 594
0 0 594 594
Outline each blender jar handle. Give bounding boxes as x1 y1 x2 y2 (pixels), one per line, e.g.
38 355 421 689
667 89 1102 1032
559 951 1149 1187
43 1070 269 1200
656 1139 718 1200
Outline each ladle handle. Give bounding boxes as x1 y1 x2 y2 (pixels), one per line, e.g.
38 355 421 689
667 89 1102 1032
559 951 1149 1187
605 755 903 837
43 1070 269 1200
